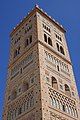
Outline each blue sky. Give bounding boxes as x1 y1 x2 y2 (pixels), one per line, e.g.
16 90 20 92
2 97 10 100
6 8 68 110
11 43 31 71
0 0 80 119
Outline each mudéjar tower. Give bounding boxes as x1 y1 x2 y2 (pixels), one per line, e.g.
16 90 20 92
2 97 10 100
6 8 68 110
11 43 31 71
3 5 80 120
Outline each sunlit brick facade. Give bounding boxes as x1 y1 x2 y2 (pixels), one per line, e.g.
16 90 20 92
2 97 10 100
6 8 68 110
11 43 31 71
3 5 80 120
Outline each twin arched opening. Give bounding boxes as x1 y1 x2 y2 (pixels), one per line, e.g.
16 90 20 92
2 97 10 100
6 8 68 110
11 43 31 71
44 34 52 46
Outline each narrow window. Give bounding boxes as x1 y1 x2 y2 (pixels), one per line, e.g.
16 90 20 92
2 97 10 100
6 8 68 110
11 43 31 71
58 36 59 39
56 43 59 51
20 68 22 74
30 35 32 43
71 107 75 116
65 105 69 113
68 106 72 115
44 34 47 43
14 50 17 58
62 104 66 112
56 100 60 109
48 37 52 46
47 27 48 31
60 37 62 41
60 46 65 55
51 76 58 89
52 98 56 108
44 25 46 29
75 109 78 118
59 101 63 111
57 65 60 71
25 39 28 47
48 29 51 33
17 47 20 54
65 84 71 96
55 34 57 38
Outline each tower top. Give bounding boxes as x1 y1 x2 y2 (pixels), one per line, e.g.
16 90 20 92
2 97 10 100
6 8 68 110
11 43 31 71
10 5 66 36
35 4 39 8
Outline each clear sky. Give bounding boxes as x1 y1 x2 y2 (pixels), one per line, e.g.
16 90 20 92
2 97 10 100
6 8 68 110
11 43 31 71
0 0 80 119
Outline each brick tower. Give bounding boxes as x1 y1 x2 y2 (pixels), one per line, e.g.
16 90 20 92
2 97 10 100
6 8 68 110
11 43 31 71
3 5 80 120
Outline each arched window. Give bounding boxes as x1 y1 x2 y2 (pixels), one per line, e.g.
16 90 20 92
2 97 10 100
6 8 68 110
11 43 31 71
62 104 66 112
71 107 75 117
65 84 71 96
56 43 59 51
48 37 52 46
74 109 78 118
44 25 46 29
60 46 65 55
65 105 69 113
44 34 47 43
50 97 52 105
59 101 63 111
11 90 17 100
22 82 29 92
51 76 58 89
49 29 51 33
47 27 48 31
52 98 56 108
56 100 60 109
68 106 72 115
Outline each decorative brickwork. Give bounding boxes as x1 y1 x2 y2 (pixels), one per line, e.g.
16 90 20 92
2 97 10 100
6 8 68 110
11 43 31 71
3 5 80 120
